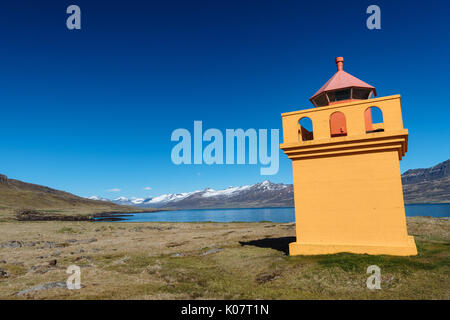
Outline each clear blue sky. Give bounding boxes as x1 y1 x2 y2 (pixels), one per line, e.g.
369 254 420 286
0 0 449 198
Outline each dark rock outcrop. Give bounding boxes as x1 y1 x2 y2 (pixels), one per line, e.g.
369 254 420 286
0 174 8 185
402 160 449 184
402 160 450 204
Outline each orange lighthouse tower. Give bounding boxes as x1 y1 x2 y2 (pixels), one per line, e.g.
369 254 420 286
280 57 417 256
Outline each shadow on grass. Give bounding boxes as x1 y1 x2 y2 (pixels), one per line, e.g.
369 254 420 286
239 236 296 255
239 239 449 273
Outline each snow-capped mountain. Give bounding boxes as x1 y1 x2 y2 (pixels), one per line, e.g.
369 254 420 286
88 196 109 201
112 196 148 205
88 180 294 209
142 180 294 209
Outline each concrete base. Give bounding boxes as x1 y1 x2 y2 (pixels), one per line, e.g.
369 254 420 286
289 236 417 256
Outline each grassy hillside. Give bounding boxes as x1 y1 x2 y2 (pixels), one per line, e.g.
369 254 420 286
0 174 155 221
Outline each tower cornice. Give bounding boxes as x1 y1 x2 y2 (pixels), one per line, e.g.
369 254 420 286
282 94 401 117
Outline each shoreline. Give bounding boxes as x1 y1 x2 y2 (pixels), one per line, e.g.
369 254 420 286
12 203 450 222
14 208 167 222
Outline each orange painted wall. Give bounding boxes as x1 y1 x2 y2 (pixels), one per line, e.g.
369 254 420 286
280 95 417 256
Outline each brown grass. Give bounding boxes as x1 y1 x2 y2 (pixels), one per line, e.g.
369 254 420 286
0 217 448 299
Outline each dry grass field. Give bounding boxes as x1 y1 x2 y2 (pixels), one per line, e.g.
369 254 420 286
0 216 448 299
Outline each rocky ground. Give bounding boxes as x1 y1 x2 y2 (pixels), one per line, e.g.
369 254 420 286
0 217 448 299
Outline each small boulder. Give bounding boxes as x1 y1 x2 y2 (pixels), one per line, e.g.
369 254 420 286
78 238 97 244
172 253 184 257
42 242 57 249
27 265 50 274
201 248 223 256
16 282 67 296
0 268 10 278
74 256 92 263
51 250 61 257
1 241 22 248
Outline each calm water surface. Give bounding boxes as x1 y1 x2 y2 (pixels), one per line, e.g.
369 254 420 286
105 203 450 223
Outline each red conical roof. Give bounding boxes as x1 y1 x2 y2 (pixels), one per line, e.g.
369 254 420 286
310 57 376 103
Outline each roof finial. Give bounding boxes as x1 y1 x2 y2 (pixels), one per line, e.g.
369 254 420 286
336 57 344 71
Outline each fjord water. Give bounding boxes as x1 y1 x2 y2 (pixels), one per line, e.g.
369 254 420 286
109 204 450 223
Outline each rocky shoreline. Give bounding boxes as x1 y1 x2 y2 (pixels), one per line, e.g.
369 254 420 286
14 209 161 222
93 212 135 222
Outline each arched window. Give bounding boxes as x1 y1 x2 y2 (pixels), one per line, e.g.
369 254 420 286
298 117 313 141
365 106 384 133
330 112 347 137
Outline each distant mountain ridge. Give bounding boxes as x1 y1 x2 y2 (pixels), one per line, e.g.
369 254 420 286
95 180 294 209
402 160 449 184
401 160 450 204
92 159 450 209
